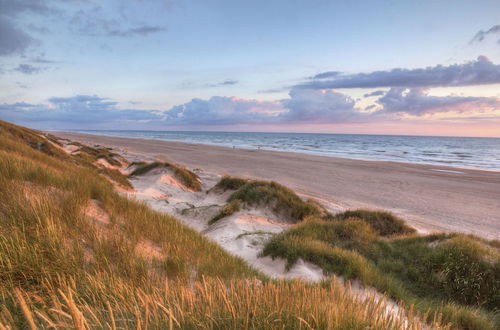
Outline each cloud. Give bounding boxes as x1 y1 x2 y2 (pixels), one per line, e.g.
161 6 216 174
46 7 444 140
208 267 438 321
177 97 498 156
107 25 167 37
280 88 362 123
1 90 361 129
376 88 500 116
165 96 285 125
0 95 163 129
297 56 500 89
2 85 500 130
70 8 166 37
470 25 500 44
14 63 43 74
0 15 33 56
0 0 60 56
0 0 51 17
363 90 385 97
30 54 57 64
311 71 341 79
164 88 364 126
208 80 239 87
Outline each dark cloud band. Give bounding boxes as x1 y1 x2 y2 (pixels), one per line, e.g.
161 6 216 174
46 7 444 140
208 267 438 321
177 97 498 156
297 56 500 89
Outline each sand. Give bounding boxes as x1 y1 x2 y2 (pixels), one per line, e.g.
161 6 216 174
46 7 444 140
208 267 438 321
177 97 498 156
56 132 500 240
125 163 326 281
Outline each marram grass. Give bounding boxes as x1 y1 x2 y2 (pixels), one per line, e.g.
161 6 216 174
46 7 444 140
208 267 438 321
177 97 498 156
0 120 473 329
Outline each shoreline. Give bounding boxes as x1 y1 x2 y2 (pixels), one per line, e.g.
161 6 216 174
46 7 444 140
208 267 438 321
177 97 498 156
54 131 500 175
56 130 500 173
55 131 500 240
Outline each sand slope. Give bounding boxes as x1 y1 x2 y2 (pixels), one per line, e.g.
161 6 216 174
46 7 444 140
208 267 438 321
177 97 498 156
127 165 325 280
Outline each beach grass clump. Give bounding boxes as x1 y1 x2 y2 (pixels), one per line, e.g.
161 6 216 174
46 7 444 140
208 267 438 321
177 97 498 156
330 209 416 236
78 145 123 166
129 161 202 191
211 175 248 191
0 120 447 329
209 199 241 225
262 217 500 329
225 179 322 223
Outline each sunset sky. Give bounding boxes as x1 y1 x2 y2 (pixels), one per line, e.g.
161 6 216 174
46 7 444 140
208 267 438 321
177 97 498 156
1 0 500 136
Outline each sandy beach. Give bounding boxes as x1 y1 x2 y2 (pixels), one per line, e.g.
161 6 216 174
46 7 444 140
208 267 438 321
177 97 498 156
57 132 500 240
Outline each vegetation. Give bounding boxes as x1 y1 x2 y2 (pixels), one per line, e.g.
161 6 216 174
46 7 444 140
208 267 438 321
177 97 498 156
328 209 416 236
2 120 495 329
209 199 241 225
263 216 500 329
0 120 443 329
210 175 248 191
79 145 124 166
215 178 323 223
129 161 202 191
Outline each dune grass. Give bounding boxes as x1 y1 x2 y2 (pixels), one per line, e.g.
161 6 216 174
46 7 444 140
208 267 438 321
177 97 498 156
4 275 440 330
212 177 323 223
209 199 241 225
0 120 480 329
210 175 248 191
262 216 500 329
0 121 445 329
129 161 202 191
79 145 124 166
328 209 416 236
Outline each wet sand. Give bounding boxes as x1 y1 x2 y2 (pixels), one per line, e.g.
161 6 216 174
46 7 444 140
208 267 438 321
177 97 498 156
56 132 500 240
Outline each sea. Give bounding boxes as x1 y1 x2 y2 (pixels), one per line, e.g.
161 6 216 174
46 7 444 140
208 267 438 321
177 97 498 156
73 130 500 172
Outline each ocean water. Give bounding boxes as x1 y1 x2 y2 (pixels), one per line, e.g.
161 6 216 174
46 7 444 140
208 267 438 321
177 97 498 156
75 130 500 171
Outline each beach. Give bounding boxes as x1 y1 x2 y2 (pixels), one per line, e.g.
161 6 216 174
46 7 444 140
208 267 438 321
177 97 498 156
57 132 500 240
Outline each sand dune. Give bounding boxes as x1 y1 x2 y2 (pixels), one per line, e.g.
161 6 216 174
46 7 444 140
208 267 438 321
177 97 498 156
125 164 325 280
56 132 500 240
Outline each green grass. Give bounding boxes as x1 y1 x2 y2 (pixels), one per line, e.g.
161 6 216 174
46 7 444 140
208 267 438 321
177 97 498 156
0 120 445 329
328 209 416 236
213 178 323 223
262 217 500 329
129 161 202 191
210 175 248 191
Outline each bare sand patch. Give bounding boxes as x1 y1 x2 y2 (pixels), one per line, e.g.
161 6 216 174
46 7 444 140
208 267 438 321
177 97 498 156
83 199 111 226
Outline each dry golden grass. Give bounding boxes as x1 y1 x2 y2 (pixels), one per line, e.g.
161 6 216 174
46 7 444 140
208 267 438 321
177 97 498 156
2 276 444 329
0 120 451 329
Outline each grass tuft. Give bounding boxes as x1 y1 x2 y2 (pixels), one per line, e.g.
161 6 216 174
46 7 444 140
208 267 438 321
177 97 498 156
209 200 241 225
329 209 416 236
129 161 201 191
223 179 321 223
211 176 248 191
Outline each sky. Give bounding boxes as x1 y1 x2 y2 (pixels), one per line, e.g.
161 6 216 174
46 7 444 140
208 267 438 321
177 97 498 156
1 0 500 137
